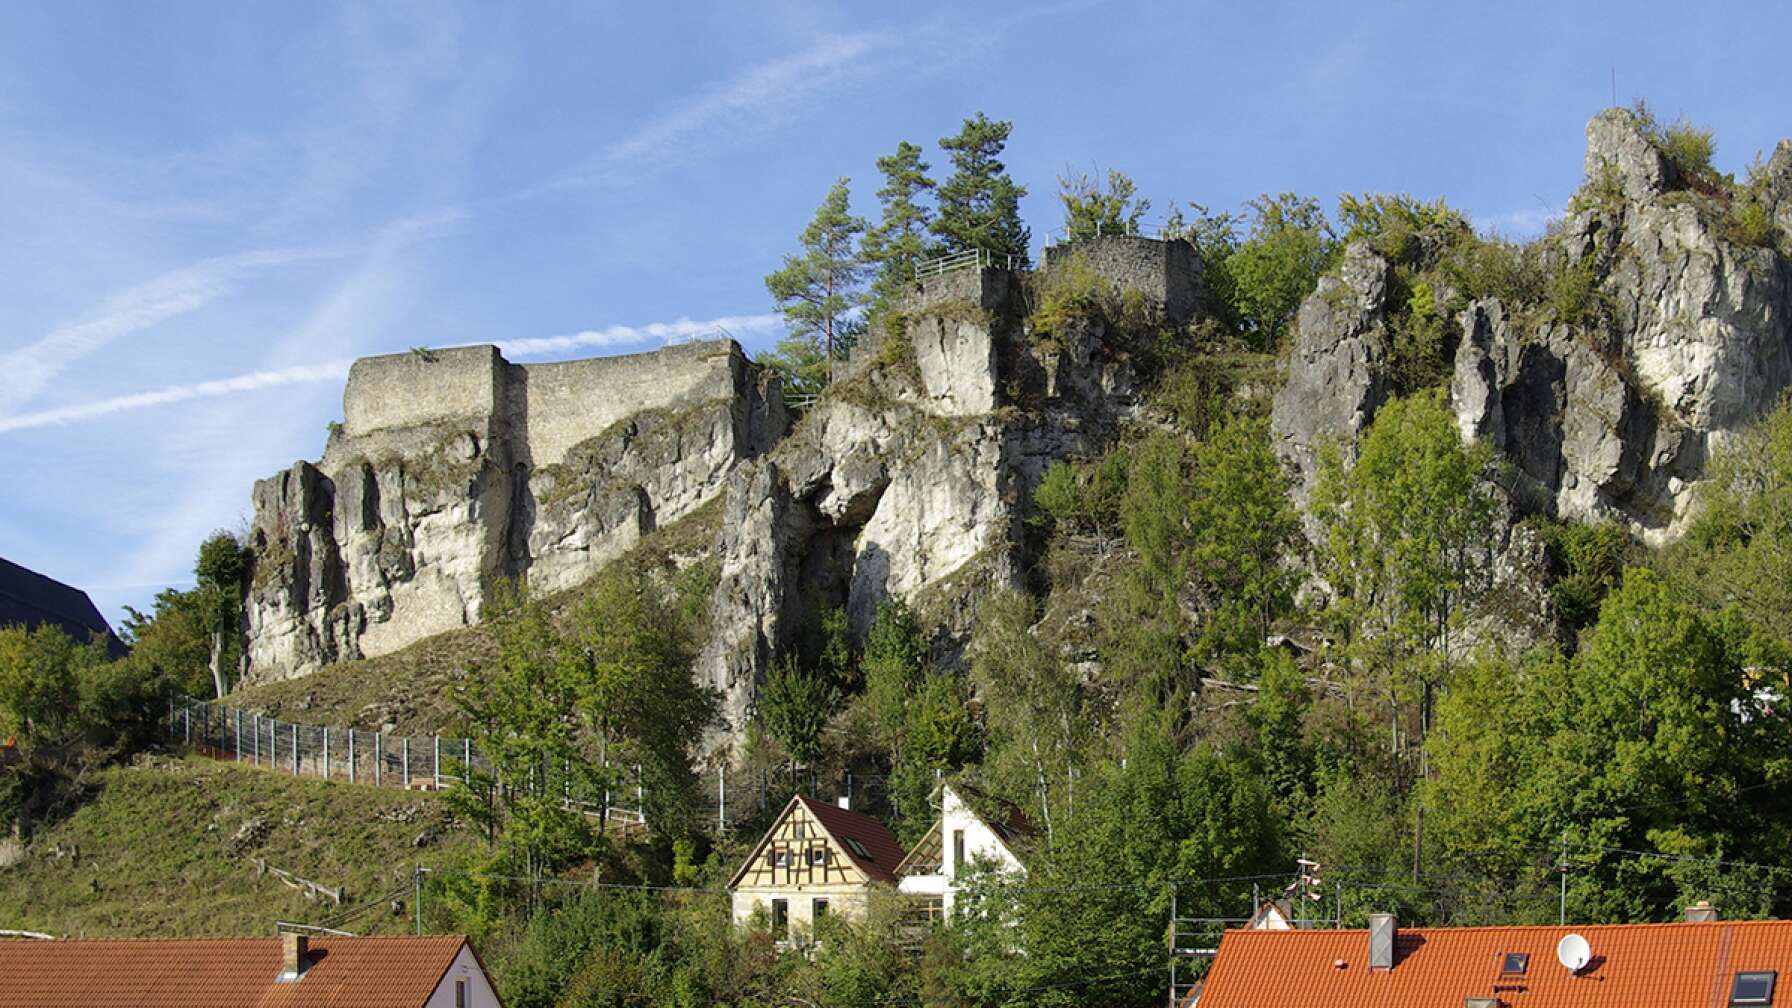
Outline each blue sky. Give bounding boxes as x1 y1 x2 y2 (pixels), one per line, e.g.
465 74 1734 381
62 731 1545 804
1 0 1787 626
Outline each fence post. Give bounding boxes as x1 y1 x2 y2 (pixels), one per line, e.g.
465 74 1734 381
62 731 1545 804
235 709 242 762
433 736 441 790
322 726 330 781
375 734 383 787
183 706 191 745
402 738 410 788
718 766 725 834
463 739 472 786
348 730 356 784
636 764 643 820
291 723 298 776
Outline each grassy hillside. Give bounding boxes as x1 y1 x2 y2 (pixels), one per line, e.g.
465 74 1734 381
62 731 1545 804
0 754 481 938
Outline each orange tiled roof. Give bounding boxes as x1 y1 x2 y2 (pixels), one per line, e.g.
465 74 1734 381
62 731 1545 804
0 934 471 1008
1196 919 1792 1007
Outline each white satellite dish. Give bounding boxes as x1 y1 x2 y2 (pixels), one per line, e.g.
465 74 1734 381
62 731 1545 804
1556 933 1592 972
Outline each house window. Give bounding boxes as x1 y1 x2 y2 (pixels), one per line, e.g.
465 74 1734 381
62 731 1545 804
1731 972 1777 1006
455 979 467 1008
952 829 966 876
771 849 790 868
813 898 829 921
771 898 789 936
809 846 829 866
793 821 806 840
1500 952 1529 975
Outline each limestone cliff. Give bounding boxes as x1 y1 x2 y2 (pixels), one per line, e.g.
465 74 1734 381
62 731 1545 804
1273 108 1792 543
243 340 785 681
696 260 1166 736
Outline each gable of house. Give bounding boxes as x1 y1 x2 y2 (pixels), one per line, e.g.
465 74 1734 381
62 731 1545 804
729 796 905 892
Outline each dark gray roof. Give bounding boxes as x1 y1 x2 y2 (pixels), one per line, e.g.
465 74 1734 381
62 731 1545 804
0 556 124 654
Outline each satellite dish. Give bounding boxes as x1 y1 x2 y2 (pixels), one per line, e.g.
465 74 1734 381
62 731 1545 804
1556 933 1592 972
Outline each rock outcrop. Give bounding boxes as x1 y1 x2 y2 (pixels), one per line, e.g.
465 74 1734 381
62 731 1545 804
696 264 1155 739
1274 107 1792 542
244 340 785 680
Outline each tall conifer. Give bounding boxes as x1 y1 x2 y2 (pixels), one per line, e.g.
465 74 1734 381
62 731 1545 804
932 113 1029 260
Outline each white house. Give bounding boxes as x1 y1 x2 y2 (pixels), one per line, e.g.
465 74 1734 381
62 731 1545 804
894 784 1030 918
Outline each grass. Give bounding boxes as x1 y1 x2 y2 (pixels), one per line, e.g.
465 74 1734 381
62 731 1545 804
0 754 480 938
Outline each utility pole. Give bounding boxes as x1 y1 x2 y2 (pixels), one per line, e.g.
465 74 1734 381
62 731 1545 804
413 866 432 935
1559 834 1568 925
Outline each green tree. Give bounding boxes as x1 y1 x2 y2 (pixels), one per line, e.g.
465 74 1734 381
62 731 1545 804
451 584 595 895
764 177 866 394
932 113 1029 260
859 141 936 318
969 591 1085 843
1057 168 1149 240
759 657 838 767
194 530 247 698
1663 401 1792 644
1225 193 1335 350
119 587 213 699
562 565 715 834
1185 416 1301 665
1312 391 1496 879
0 624 150 834
1314 391 1495 670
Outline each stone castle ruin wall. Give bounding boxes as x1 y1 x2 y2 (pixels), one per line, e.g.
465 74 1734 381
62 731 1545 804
336 340 744 469
1040 234 1201 325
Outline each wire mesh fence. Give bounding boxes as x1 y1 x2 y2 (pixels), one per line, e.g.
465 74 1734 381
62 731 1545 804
163 699 897 835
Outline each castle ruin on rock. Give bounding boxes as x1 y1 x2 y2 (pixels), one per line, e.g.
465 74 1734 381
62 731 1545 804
239 234 1203 739
243 339 786 681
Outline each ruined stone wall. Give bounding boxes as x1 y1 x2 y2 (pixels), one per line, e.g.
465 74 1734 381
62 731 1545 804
515 341 743 466
342 346 505 437
1040 235 1200 324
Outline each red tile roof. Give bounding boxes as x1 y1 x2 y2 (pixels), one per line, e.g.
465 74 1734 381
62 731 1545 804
1196 919 1792 1007
0 934 473 1008
795 796 907 883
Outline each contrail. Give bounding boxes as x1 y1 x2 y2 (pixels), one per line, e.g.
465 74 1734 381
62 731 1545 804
0 313 782 435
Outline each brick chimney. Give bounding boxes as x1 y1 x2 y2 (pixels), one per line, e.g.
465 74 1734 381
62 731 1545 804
279 931 309 980
1368 914 1396 971
1685 900 1719 923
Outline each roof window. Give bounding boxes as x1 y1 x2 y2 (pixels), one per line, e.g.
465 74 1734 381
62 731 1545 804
1731 971 1776 1006
1499 952 1529 975
844 837 871 860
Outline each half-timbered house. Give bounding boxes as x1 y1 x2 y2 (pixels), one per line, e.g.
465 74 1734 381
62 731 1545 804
728 795 906 942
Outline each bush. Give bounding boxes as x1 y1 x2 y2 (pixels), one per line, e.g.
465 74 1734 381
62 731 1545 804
1029 253 1153 337
1548 252 1608 326
1336 193 1469 263
1659 120 1717 178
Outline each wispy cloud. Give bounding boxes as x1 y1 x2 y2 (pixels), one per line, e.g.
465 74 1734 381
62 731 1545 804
536 32 889 193
496 312 779 357
0 208 468 418
0 312 781 434
0 247 334 414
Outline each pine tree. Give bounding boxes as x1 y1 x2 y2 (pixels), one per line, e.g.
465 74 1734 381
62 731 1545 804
932 113 1029 260
859 141 936 317
763 177 866 393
